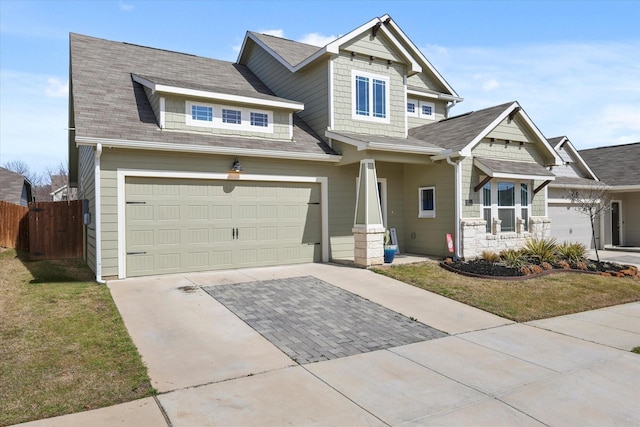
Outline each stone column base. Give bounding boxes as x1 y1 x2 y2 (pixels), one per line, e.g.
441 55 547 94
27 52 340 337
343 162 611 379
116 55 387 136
352 227 384 267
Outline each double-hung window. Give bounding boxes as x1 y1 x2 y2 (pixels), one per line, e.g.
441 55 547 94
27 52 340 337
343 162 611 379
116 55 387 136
353 71 389 122
497 182 516 232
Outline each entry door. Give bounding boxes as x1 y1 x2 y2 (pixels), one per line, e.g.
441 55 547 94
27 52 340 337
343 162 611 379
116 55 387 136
611 201 621 246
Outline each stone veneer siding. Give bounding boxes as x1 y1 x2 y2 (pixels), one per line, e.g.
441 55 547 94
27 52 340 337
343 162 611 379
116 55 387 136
461 216 551 259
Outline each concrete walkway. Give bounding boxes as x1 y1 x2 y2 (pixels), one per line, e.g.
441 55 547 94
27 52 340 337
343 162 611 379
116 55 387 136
15 263 640 426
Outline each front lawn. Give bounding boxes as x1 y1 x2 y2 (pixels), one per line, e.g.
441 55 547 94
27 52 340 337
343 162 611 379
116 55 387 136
373 261 640 322
0 249 154 426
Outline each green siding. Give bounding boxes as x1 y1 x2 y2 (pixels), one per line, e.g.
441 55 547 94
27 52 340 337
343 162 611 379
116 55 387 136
332 53 406 137
402 162 455 255
245 44 329 140
407 72 445 94
472 139 545 164
163 96 291 140
341 31 404 62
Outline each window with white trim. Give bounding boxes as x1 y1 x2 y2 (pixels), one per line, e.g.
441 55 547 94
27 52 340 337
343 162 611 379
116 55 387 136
186 102 215 127
418 186 436 218
222 108 241 124
481 180 530 233
185 101 273 133
352 70 389 122
407 99 435 120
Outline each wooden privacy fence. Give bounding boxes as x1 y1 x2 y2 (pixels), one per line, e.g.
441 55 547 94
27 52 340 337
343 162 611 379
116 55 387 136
0 201 29 250
29 200 83 260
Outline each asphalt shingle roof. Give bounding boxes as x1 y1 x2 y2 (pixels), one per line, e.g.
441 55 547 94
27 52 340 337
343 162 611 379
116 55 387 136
248 32 323 67
579 143 640 186
408 102 514 151
329 130 442 152
475 157 555 178
70 33 335 156
0 167 30 205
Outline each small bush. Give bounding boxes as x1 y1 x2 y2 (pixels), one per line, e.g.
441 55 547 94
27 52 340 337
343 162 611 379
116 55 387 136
501 249 525 268
556 241 587 264
482 250 501 263
524 237 558 264
557 260 571 270
520 266 532 275
541 262 553 271
576 261 588 271
531 265 544 274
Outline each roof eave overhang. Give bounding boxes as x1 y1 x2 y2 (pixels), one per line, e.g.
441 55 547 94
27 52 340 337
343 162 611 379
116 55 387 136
132 74 304 111
474 158 556 181
407 88 463 102
430 149 465 161
609 184 640 192
75 136 341 163
326 130 441 155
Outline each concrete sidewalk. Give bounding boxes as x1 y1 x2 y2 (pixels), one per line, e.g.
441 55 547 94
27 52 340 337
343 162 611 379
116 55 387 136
15 263 640 426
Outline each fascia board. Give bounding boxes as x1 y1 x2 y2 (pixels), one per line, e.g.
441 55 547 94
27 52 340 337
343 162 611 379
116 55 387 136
474 158 556 181
385 19 460 98
552 136 568 151
407 88 464 102
610 185 640 192
132 74 156 91
75 136 341 162
462 102 518 154
378 25 421 74
325 16 382 54
561 140 600 180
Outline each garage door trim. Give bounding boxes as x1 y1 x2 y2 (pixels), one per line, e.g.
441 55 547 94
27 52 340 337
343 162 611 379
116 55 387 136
116 169 329 279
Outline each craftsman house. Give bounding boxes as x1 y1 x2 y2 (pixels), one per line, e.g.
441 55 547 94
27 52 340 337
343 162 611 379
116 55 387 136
69 15 561 280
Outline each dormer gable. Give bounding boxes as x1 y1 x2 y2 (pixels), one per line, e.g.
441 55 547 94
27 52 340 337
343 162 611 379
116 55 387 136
550 136 599 180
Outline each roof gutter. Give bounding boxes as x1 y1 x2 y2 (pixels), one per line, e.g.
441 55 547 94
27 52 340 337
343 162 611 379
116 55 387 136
75 136 341 163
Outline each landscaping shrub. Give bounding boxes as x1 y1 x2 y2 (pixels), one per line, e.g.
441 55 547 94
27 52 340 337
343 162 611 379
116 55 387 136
556 241 587 264
501 249 525 268
482 250 501 263
523 237 558 264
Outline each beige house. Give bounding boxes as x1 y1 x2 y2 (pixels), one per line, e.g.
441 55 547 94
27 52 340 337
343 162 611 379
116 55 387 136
69 15 561 280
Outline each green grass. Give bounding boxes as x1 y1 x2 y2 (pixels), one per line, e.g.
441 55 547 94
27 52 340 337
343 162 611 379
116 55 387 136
373 261 640 322
0 249 154 426
632 347 640 354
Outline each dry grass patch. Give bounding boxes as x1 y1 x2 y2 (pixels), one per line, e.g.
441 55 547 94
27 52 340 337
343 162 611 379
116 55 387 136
373 261 640 322
0 249 154 426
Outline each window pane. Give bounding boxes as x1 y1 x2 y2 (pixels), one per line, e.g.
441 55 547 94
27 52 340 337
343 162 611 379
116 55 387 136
407 102 415 113
499 208 515 232
421 188 434 211
355 76 369 116
222 109 241 124
421 104 432 116
484 208 492 233
520 183 529 207
498 182 515 206
250 112 268 127
482 182 491 207
192 105 212 122
372 79 386 118
521 208 529 231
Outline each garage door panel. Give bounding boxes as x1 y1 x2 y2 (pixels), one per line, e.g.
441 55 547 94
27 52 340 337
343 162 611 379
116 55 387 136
550 204 595 248
125 178 322 277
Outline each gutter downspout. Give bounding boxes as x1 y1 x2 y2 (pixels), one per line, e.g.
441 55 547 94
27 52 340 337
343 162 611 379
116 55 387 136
445 100 458 119
94 143 105 284
445 154 462 260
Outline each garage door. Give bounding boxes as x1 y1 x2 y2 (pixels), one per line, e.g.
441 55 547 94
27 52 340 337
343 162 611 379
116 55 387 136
125 177 322 277
549 203 595 248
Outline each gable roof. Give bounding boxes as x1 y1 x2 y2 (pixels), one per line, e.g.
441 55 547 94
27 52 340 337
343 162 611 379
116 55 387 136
579 142 640 187
69 33 337 169
549 136 599 181
409 101 561 166
238 15 460 98
0 167 32 206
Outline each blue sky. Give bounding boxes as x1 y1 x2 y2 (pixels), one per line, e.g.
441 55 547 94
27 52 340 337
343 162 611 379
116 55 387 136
1 0 639 176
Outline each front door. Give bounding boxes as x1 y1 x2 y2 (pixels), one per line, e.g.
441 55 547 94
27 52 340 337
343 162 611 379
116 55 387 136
611 201 621 246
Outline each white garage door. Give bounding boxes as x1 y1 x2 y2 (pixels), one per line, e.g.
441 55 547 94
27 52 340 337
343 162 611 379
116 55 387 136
125 177 322 277
549 203 595 248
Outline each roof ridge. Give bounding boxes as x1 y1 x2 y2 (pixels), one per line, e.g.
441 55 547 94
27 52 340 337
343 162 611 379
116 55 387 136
579 141 640 151
249 31 328 49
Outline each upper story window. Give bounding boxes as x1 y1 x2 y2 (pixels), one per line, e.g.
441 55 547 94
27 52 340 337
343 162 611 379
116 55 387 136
222 108 242 124
407 99 435 120
185 101 273 133
352 70 390 123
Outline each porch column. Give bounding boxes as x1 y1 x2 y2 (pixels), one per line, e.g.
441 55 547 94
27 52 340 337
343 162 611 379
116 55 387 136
352 159 384 267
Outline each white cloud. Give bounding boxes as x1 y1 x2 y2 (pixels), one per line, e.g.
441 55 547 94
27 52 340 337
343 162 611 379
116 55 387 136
45 77 68 98
119 1 134 11
298 32 337 47
423 41 640 149
260 29 284 38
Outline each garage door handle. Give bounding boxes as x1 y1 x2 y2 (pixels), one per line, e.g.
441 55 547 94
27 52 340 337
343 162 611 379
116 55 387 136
127 251 147 255
235 228 239 239
232 228 235 239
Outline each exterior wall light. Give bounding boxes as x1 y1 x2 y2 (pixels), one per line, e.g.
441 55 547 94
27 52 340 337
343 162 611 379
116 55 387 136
230 158 243 173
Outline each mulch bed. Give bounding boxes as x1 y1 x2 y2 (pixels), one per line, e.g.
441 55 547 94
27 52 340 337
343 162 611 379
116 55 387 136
441 258 638 280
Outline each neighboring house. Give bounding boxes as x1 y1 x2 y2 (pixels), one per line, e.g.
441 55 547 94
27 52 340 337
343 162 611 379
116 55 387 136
69 15 561 280
50 185 78 201
0 167 34 206
547 136 602 248
579 143 640 248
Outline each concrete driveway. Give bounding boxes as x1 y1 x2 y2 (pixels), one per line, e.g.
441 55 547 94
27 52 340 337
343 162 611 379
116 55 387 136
20 263 640 426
